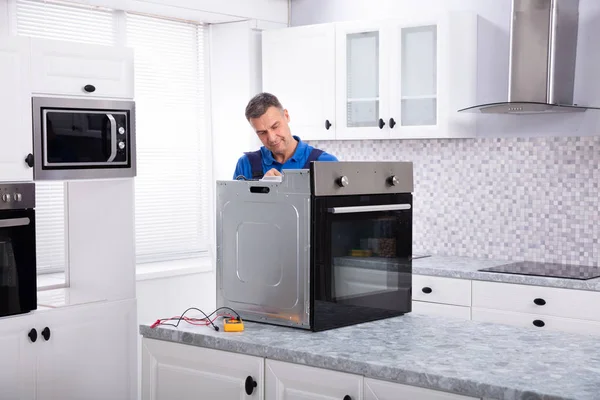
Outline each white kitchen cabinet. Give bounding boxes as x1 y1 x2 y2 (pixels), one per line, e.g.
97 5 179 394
335 20 390 140
265 359 363 400
364 377 478 400
411 275 472 320
142 337 264 400
0 299 137 400
472 307 600 336
0 36 33 182
30 38 134 99
35 298 137 400
0 312 37 400
262 24 336 141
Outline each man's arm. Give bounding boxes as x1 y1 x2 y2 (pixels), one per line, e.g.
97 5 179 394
316 152 338 162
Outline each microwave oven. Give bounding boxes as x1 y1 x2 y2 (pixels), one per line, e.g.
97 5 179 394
31 96 136 180
216 161 413 331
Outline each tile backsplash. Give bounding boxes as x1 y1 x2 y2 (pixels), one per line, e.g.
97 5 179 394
308 136 600 267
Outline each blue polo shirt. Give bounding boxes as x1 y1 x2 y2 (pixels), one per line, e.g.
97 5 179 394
233 135 338 180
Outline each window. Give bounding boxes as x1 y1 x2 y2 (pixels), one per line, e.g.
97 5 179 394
127 15 209 263
13 0 211 276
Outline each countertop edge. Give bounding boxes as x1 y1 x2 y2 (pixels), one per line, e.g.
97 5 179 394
139 325 575 400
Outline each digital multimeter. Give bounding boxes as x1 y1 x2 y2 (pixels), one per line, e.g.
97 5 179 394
223 318 244 332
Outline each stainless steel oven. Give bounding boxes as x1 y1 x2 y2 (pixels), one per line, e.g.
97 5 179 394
0 182 36 318
31 96 136 180
217 161 413 331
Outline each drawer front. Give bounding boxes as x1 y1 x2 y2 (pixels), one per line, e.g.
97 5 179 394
412 275 471 306
472 307 600 336
365 377 478 400
472 280 600 322
31 39 133 99
412 301 471 320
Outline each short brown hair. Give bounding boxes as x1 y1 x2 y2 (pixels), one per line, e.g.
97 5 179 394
245 92 283 120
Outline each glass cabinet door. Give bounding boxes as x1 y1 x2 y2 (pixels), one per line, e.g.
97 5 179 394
389 21 439 135
336 22 389 139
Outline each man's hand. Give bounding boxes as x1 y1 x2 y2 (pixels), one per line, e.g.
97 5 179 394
264 168 282 177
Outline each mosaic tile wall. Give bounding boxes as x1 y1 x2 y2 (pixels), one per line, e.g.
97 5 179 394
307 136 600 267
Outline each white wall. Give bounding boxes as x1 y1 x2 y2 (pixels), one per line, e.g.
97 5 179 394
0 1 8 36
291 0 600 137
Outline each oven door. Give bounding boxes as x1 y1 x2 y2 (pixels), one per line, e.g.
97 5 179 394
32 97 136 180
0 209 37 317
311 193 412 331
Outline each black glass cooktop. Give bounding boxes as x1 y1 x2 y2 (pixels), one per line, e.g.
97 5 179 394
479 261 600 280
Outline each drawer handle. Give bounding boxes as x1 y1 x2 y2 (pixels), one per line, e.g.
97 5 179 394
422 287 432 294
343 396 352 400
83 84 96 93
533 298 546 306
533 320 545 328
244 376 257 395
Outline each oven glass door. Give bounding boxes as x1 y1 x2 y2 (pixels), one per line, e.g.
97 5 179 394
312 193 412 331
0 209 36 317
43 110 129 167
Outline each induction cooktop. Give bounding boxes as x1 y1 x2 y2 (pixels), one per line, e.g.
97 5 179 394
478 261 600 280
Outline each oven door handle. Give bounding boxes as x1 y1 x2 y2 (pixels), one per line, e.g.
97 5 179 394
0 217 31 228
106 114 117 162
328 204 411 214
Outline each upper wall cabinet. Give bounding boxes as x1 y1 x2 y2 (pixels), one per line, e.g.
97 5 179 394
262 24 336 141
30 38 134 99
262 11 479 140
0 37 33 182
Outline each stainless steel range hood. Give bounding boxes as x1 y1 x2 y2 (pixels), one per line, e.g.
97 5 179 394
459 0 600 114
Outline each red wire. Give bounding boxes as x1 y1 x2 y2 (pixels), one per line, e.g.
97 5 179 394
151 313 236 328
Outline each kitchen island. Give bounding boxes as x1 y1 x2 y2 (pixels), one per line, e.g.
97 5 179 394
140 312 600 400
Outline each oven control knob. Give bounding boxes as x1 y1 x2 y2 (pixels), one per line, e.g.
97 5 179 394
118 127 125 135
14 193 22 202
118 141 126 150
337 176 349 187
388 175 399 186
2 193 11 202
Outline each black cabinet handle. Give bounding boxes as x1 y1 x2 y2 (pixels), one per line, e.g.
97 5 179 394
28 328 37 343
42 327 51 341
83 84 96 93
533 320 545 327
389 118 396 128
378 118 385 129
244 376 257 395
325 120 332 130
422 287 432 294
343 396 352 400
25 153 34 168
533 298 546 306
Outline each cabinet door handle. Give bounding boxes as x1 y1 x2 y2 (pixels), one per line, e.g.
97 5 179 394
422 287 432 294
325 119 332 130
533 320 545 327
42 327 51 341
244 376 257 395
533 298 546 306
25 153 34 168
343 396 352 400
83 84 96 93
28 328 37 343
389 118 396 129
378 118 385 129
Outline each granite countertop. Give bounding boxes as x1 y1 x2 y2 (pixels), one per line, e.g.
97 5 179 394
140 313 600 400
335 254 600 291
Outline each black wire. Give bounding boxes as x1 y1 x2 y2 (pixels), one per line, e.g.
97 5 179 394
157 306 242 330
235 175 248 180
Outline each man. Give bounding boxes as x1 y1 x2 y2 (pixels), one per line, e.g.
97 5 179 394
233 92 337 180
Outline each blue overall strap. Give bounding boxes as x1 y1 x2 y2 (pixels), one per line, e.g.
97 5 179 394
302 148 324 169
244 150 264 179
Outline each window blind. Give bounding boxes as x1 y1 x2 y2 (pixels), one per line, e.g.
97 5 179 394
126 14 209 263
15 0 116 274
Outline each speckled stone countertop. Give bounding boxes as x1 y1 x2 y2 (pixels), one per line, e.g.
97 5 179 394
140 313 600 400
335 254 600 291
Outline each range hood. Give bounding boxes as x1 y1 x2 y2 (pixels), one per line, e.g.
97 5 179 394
459 0 600 114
